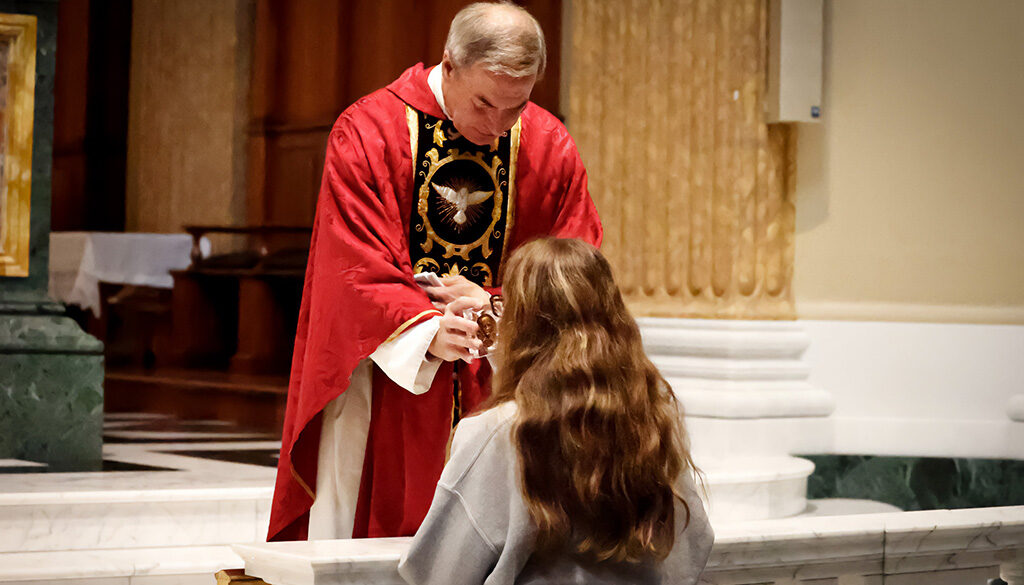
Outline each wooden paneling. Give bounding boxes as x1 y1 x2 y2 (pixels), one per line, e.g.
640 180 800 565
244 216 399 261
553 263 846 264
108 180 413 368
262 129 327 226
249 0 562 227
51 0 88 231
52 0 131 232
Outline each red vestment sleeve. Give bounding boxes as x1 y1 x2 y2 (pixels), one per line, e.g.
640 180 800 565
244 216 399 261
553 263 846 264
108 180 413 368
268 109 440 541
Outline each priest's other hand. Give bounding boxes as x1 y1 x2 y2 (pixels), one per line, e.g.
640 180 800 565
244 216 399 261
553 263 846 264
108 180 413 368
423 275 491 310
428 296 485 362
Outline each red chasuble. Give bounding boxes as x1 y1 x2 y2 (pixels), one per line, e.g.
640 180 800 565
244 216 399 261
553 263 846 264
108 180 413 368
268 64 602 542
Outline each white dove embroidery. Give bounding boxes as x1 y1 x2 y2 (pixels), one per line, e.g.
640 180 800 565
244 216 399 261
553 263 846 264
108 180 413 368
432 183 493 226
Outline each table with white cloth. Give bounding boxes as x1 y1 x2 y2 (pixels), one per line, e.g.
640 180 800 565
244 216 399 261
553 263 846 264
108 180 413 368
49 232 210 318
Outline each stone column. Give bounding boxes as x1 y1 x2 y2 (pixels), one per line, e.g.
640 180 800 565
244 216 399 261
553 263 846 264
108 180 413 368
566 0 831 516
0 0 104 469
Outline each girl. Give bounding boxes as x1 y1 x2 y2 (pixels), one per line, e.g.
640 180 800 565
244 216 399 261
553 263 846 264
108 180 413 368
399 237 713 585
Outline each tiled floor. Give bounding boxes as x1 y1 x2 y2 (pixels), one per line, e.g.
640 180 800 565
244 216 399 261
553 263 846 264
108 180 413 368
0 412 280 475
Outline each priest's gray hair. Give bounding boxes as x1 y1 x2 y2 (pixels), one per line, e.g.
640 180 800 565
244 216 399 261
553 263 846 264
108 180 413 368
445 2 546 78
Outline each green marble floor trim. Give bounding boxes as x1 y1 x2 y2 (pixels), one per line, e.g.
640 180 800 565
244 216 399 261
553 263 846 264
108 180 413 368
801 454 1024 511
0 309 104 468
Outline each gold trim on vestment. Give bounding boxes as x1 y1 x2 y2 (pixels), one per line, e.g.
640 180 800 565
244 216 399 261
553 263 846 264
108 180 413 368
406 106 418 182
496 118 521 284
384 309 443 345
290 463 315 501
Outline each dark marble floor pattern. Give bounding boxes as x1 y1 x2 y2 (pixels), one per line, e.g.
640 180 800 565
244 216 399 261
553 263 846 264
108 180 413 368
0 412 280 474
802 454 1024 512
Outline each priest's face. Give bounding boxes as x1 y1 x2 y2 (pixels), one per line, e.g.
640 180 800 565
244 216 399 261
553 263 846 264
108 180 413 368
441 57 536 146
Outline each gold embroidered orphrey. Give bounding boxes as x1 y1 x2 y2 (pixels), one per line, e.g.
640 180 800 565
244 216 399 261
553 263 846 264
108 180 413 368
406 105 519 287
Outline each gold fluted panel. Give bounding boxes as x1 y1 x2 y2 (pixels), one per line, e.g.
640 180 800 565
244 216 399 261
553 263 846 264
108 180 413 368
569 0 795 319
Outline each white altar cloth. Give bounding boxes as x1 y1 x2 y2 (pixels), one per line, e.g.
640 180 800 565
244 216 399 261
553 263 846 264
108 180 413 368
49 231 210 317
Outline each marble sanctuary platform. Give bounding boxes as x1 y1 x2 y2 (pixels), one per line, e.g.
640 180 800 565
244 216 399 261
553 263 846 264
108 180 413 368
234 506 1024 585
0 411 887 585
0 412 822 585
0 413 277 584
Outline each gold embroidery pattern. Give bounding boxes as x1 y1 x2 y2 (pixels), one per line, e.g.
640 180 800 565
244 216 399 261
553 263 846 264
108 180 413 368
417 147 505 261
406 108 519 289
497 120 520 283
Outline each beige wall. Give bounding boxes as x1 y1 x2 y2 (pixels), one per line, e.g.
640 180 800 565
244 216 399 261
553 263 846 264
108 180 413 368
125 0 251 235
794 0 1024 324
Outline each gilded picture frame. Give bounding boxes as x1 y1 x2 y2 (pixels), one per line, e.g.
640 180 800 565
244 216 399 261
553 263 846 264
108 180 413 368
0 13 35 277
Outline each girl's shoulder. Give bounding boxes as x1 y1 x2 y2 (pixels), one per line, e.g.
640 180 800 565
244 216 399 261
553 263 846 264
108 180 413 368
460 401 517 434
442 402 519 488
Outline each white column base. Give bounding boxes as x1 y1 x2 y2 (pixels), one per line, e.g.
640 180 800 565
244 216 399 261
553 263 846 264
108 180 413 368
639 317 834 457
638 318 834 521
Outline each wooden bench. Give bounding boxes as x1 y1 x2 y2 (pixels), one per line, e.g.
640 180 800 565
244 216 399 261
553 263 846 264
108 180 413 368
170 225 311 376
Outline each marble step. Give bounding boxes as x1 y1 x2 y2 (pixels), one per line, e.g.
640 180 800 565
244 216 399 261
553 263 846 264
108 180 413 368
697 455 815 524
0 484 272 554
0 439 277 554
0 457 807 554
0 544 244 584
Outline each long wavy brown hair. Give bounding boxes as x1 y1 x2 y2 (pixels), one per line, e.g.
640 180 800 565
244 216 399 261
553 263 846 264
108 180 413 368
486 237 697 563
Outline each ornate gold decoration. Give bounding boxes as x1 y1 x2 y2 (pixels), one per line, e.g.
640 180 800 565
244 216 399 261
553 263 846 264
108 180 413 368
443 262 461 278
496 121 520 282
416 147 505 260
470 262 492 287
0 13 36 277
406 107 518 288
413 257 440 274
432 121 445 147
426 118 463 147
568 0 794 319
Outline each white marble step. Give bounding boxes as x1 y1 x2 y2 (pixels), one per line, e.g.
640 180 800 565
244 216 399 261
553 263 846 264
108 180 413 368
0 442 276 554
1 451 806 554
697 455 815 524
638 317 811 359
0 544 244 584
0 484 272 554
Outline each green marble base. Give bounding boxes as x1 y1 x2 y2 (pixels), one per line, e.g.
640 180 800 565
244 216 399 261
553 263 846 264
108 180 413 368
0 1 100 469
802 454 1024 511
0 304 104 469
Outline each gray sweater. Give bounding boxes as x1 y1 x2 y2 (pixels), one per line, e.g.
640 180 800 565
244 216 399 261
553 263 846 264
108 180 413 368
398 403 714 585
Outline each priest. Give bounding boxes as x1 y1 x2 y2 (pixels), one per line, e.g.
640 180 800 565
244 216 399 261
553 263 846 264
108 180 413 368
268 1 603 542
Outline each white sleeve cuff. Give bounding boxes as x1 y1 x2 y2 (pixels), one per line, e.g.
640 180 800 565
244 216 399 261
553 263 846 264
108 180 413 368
370 316 442 395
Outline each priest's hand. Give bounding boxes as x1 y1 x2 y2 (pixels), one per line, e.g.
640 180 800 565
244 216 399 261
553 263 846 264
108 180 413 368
423 275 491 310
428 296 485 362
